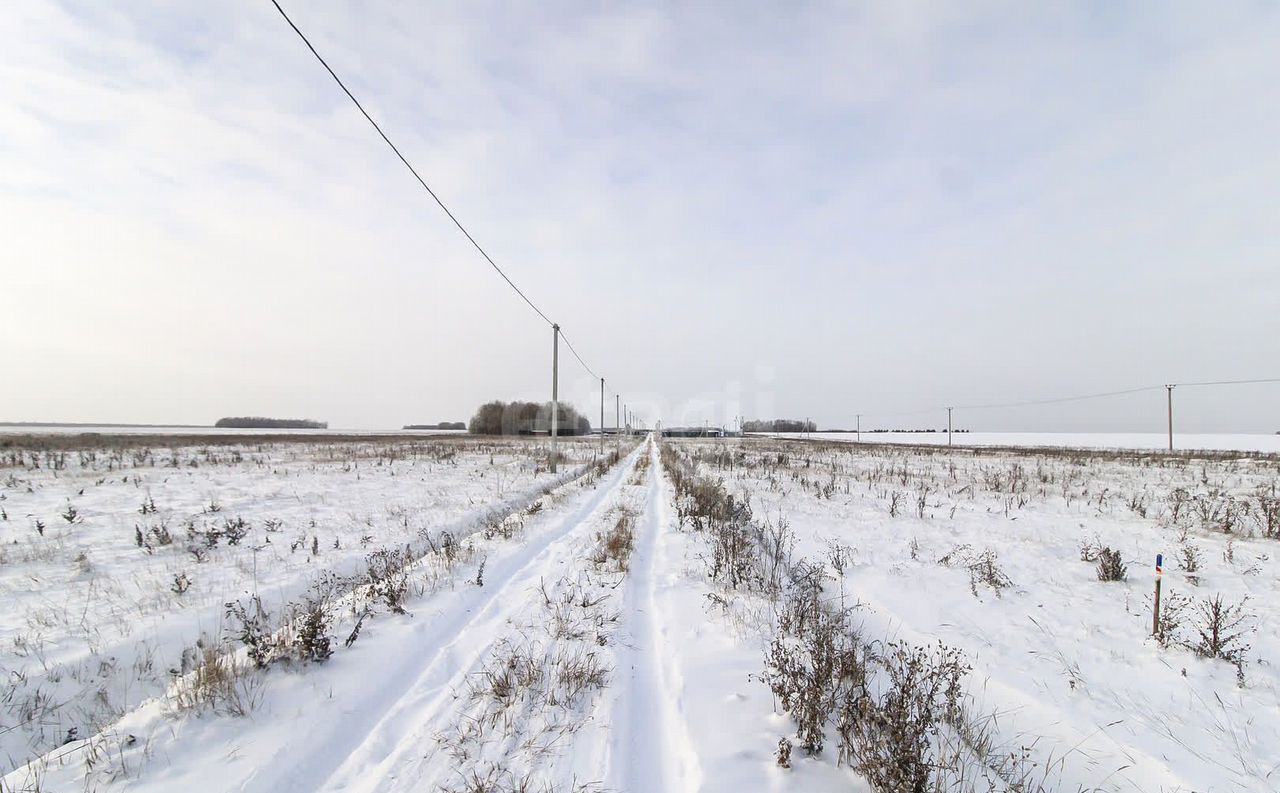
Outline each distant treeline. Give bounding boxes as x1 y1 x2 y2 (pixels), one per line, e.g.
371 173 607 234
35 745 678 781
469 401 592 436
743 419 818 433
403 422 466 430
214 417 328 429
824 428 971 434
875 428 971 434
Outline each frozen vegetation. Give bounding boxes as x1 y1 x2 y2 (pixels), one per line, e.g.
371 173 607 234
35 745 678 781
0 435 607 778
662 437 1279 791
2 433 1276 791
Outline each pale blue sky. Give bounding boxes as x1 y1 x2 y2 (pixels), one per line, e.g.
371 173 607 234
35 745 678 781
3 1 1278 431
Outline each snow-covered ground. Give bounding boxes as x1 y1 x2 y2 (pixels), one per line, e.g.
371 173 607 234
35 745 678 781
767 431 1280 454
0 435 607 775
673 437 1280 791
0 425 468 436
4 433 1277 792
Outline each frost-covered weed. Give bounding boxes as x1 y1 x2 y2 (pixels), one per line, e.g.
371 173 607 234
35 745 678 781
365 546 412 615
1095 547 1127 581
937 544 1013 597
225 595 277 668
291 599 333 663
1189 594 1253 681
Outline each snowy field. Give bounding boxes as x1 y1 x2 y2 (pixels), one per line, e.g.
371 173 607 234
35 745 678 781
4 433 1277 792
666 437 1280 792
766 431 1280 454
0 433 615 779
0 426 469 437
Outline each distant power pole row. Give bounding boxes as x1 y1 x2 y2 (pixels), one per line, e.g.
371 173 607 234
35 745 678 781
840 378 1280 451
271 1 638 474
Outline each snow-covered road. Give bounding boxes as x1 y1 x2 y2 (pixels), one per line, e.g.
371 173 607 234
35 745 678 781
8 437 696 791
604 440 700 793
254 442 649 793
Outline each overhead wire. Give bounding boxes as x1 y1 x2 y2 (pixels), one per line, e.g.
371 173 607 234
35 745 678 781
852 378 1278 426
955 385 1165 411
1174 377 1280 388
271 0 610 388
270 1 554 325
274 4 1280 425
560 333 598 381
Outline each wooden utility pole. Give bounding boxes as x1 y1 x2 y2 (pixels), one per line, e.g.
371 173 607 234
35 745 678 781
550 324 559 473
1166 385 1175 451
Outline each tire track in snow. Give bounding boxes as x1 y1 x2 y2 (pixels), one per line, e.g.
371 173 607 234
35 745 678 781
236 444 646 793
606 440 702 793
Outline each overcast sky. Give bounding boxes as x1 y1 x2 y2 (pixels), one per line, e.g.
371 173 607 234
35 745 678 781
3 1 1278 432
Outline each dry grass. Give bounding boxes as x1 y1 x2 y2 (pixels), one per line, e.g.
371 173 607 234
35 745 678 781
166 644 263 717
590 509 636 573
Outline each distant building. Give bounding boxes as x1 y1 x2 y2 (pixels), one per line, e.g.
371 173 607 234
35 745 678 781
516 418 587 436
660 427 739 438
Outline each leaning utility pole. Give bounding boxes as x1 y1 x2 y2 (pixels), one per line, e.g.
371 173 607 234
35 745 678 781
1166 384 1175 451
550 324 560 473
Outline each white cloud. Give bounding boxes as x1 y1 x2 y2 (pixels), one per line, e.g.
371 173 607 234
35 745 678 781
2 1 1277 431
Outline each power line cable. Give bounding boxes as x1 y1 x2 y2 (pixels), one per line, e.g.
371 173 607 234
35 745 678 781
269 0 552 327
956 384 1164 411
851 377 1278 428
1174 377 1280 388
560 332 598 380
858 406 951 421
271 1 613 390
